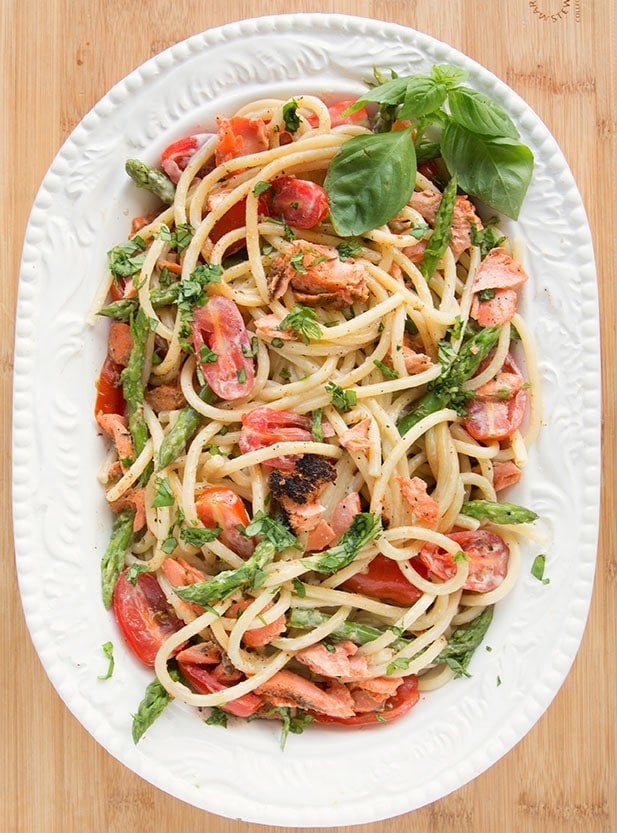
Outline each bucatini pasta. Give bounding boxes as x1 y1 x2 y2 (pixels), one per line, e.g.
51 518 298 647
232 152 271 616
93 77 541 743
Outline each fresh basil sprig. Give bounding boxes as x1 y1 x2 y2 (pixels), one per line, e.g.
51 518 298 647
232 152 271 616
329 64 534 224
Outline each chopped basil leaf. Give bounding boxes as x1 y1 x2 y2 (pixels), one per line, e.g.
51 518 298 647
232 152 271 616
97 641 115 680
325 381 357 413
152 477 175 508
531 553 550 584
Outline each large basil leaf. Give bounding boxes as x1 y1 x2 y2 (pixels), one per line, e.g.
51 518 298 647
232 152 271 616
448 86 519 139
398 77 447 120
325 129 417 237
344 76 410 114
441 121 533 219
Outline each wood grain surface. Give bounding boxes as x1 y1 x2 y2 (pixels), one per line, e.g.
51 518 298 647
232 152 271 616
1 1 614 831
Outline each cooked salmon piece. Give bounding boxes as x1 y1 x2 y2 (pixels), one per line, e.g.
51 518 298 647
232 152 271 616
410 191 483 257
296 640 369 680
269 454 337 506
255 670 356 717
470 288 518 326
160 556 208 617
476 371 524 402
350 676 403 712
280 499 325 534
396 476 439 527
472 247 528 293
331 492 362 538
175 641 222 666
145 378 187 412
402 239 427 264
215 116 269 166
96 411 135 465
108 322 133 367
268 242 369 308
227 598 286 647
109 487 146 532
254 314 295 341
493 460 523 491
306 519 336 551
340 419 371 453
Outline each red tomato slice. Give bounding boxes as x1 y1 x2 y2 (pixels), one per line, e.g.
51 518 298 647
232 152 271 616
191 296 255 401
266 177 329 229
195 486 254 558
112 571 184 666
161 135 199 162
419 530 510 593
177 660 263 717
95 355 125 416
238 406 313 470
341 554 424 606
463 389 527 442
215 116 268 166
312 677 420 726
209 198 248 246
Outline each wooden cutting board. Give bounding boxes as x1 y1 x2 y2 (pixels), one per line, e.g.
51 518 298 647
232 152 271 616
1 1 613 831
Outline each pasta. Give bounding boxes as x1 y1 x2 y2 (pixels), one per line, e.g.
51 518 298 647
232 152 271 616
93 87 540 741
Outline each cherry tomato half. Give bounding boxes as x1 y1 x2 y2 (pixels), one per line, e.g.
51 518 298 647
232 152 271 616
195 486 254 558
191 296 255 401
342 554 424 606
112 571 184 666
419 530 510 593
463 389 527 442
266 177 329 229
95 355 125 417
238 406 313 471
176 660 263 717
312 677 420 726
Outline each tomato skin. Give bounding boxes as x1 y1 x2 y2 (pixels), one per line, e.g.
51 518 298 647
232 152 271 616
177 661 263 717
312 677 420 726
463 389 527 442
195 486 254 558
419 530 510 593
191 296 255 401
112 571 184 667
95 355 125 416
209 198 248 246
266 177 329 229
342 554 424 606
161 135 198 162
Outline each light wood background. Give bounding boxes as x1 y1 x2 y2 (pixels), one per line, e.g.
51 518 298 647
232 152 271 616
1 1 614 831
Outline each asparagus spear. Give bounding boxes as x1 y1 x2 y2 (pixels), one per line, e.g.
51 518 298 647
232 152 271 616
98 285 181 321
302 513 382 575
461 500 538 524
131 667 180 743
397 325 501 435
101 510 134 608
435 606 494 677
125 159 176 205
174 541 276 606
288 608 410 649
156 385 216 470
419 175 457 279
157 408 202 469
121 308 150 457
